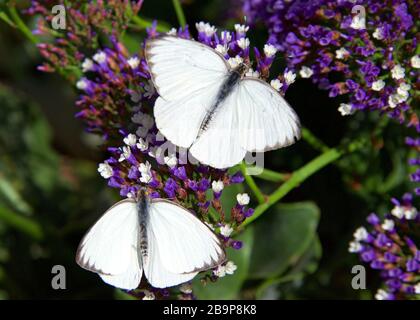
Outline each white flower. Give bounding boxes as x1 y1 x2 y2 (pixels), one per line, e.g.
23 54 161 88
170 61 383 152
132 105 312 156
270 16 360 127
81 58 94 72
284 70 296 85
415 283 420 294
245 68 260 78
136 126 149 138
263 44 277 58
195 22 217 37
381 219 395 231
164 154 177 168
353 227 369 241
224 261 237 275
118 146 131 162
76 78 89 90
136 138 149 151
139 113 154 130
139 161 152 183
411 55 420 68
237 37 250 49
213 265 226 277
375 289 391 300
270 79 283 91
212 180 224 193
220 31 232 42
350 15 366 30
144 80 155 99
397 82 411 94
391 64 405 80
93 51 107 64
167 27 177 35
142 290 155 300
391 205 404 219
123 134 137 147
127 56 140 69
338 103 354 116
130 92 141 103
227 55 243 68
180 283 192 294
388 94 400 109
237 193 250 205
299 66 314 78
404 207 418 220
234 24 249 34
348 241 362 253
97 162 113 179
215 44 228 55
220 224 233 237
335 47 349 59
371 79 385 91
372 27 384 40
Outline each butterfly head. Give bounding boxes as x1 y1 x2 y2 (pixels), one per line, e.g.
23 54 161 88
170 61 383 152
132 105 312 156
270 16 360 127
236 63 250 78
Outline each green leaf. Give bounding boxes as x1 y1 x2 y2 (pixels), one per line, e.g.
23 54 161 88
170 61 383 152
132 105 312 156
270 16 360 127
0 205 43 240
193 226 254 300
0 178 32 215
249 202 320 279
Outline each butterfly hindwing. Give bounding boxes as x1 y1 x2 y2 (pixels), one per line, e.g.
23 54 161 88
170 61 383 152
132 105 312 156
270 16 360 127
147 199 226 275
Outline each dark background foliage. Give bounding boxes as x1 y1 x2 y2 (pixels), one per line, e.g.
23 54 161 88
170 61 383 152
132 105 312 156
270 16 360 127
0 0 416 299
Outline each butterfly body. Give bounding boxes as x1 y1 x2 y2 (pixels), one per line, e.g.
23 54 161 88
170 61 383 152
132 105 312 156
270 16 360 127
199 63 249 136
136 192 149 261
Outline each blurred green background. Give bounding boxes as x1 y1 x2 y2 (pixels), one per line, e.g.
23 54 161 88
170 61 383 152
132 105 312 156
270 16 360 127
0 0 416 299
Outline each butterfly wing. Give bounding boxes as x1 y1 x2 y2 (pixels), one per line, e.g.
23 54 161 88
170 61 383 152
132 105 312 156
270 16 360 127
146 199 225 277
146 36 229 148
143 229 198 288
189 84 246 169
76 199 143 289
237 78 301 152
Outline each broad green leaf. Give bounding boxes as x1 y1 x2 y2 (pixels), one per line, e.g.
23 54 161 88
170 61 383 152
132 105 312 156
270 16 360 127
193 226 254 300
255 235 322 299
114 289 137 300
249 202 320 279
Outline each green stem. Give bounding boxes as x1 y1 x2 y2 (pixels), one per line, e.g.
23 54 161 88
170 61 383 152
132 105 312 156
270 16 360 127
171 0 186 27
0 206 44 240
240 162 265 204
301 127 329 152
7 6 39 44
255 167 289 182
131 16 170 33
241 148 343 228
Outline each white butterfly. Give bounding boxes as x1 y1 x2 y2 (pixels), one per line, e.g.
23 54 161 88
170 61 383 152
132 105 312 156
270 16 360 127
76 191 225 290
145 36 301 169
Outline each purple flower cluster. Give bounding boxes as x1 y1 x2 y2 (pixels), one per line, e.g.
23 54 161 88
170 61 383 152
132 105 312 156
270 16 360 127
243 0 419 126
26 0 143 78
349 194 419 300
406 137 420 195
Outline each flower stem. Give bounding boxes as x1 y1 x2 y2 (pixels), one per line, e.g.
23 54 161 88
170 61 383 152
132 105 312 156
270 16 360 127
255 167 289 182
241 148 343 228
7 6 39 44
131 15 171 33
240 162 265 204
301 127 329 152
172 0 186 27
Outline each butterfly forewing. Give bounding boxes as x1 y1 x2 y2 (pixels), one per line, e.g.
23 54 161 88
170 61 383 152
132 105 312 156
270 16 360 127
76 199 140 276
237 78 301 152
145 36 229 101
